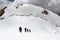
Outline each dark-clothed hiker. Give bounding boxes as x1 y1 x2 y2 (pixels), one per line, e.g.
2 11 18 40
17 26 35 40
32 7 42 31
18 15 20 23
19 27 22 33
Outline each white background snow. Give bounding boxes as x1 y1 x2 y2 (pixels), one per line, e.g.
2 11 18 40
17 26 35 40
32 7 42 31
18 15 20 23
0 0 60 40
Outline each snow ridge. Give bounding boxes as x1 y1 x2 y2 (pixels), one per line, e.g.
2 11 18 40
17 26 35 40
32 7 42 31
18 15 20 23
2 4 60 27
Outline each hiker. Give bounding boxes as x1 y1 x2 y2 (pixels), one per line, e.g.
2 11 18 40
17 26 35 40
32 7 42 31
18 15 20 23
19 27 22 33
25 28 27 32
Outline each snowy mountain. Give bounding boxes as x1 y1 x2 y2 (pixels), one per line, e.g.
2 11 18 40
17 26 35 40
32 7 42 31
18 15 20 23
0 3 60 40
3 3 60 27
0 0 60 15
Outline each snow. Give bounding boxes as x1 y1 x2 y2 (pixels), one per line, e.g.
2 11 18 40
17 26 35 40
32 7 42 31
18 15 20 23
0 15 60 40
0 15 57 33
0 0 9 9
1 0 60 15
0 3 60 40
3 4 60 27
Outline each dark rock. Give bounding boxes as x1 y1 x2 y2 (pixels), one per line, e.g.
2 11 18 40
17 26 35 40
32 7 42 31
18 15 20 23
0 7 7 17
42 10 49 15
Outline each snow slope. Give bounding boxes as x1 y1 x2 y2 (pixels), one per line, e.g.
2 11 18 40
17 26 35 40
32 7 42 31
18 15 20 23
0 3 60 40
3 4 60 27
0 15 60 40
